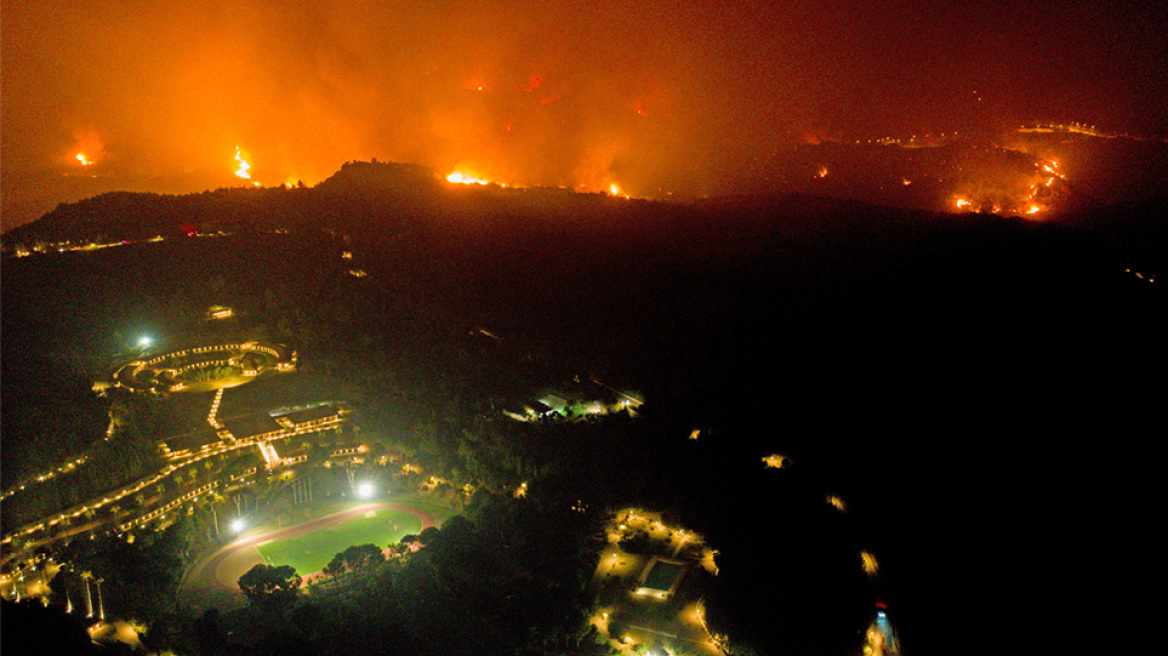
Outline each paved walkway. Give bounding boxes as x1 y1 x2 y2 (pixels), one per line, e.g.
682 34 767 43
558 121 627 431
179 503 435 613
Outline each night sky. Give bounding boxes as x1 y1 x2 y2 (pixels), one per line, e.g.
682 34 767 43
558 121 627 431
3 0 1167 228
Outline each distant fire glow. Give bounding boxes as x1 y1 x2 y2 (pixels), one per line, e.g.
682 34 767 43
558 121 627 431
0 0 1161 234
447 172 489 185
61 127 106 178
234 147 251 180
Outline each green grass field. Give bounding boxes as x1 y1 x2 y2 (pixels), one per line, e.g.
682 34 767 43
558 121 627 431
254 509 422 575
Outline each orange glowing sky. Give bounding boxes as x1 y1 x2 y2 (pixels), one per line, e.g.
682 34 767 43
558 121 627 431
3 0 1166 229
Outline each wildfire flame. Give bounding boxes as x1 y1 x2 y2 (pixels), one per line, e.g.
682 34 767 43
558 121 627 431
234 147 251 180
67 127 104 171
955 198 972 209
446 172 489 185
817 166 829 178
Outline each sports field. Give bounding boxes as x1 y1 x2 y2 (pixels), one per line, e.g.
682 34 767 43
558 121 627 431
254 508 422 575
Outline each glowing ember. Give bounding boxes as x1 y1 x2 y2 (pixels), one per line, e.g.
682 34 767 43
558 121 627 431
446 172 489 185
75 153 93 166
234 146 251 179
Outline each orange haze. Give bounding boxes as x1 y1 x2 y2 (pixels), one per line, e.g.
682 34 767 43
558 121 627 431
4 0 1167 229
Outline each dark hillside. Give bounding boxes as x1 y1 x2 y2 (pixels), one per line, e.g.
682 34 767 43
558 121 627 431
2 163 1163 655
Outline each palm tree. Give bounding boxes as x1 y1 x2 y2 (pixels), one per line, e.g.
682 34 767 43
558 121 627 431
203 492 226 537
95 577 105 620
81 571 93 618
250 474 282 512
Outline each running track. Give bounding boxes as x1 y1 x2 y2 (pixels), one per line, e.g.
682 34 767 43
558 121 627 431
180 503 435 610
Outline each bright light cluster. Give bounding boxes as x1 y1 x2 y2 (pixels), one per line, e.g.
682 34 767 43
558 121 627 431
861 550 879 576
762 453 789 469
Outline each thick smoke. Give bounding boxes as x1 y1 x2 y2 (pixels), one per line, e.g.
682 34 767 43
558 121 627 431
4 0 1166 229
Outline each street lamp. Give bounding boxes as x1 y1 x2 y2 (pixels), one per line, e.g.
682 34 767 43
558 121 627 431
231 518 246 533
137 336 152 349
357 482 374 499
